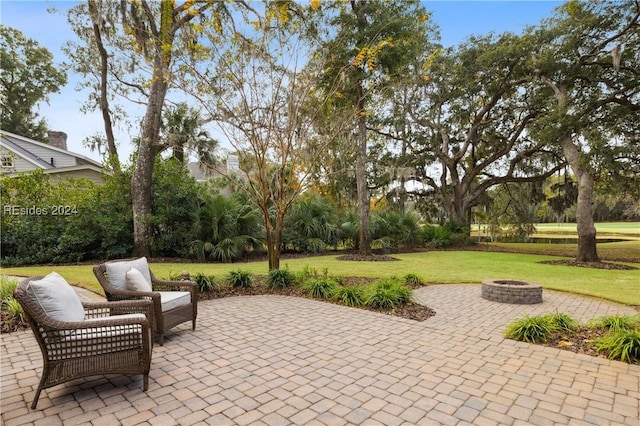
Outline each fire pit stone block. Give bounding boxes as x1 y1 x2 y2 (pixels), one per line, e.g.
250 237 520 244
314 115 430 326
481 279 543 304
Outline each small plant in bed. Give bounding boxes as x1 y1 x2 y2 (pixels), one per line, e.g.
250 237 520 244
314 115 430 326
266 268 297 289
504 315 556 343
227 270 253 288
364 277 412 310
504 313 640 364
333 285 365 307
300 277 339 299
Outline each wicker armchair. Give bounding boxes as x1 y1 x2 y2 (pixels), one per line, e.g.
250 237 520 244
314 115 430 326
93 257 198 345
14 276 153 409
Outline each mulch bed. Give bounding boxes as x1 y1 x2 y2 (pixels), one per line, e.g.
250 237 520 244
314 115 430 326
197 277 437 322
540 328 610 360
539 259 636 270
1 310 29 334
335 254 401 261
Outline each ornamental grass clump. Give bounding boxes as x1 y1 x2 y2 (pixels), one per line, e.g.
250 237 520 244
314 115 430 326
0 275 18 302
193 272 218 292
543 312 579 334
0 276 23 322
227 270 253 288
364 277 412 310
593 329 640 363
403 273 423 287
266 268 297 289
504 315 555 343
300 277 338 299
333 285 365 307
588 314 640 363
587 314 640 332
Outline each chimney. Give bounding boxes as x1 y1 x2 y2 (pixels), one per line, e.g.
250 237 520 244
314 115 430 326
47 131 67 150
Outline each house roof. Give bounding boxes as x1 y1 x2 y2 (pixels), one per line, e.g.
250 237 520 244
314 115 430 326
0 129 102 169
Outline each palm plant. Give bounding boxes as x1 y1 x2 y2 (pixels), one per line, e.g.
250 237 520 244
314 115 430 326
283 194 339 253
370 210 422 250
191 194 264 262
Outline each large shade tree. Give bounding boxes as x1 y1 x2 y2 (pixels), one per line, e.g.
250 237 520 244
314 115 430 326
399 33 564 227
529 0 640 262
0 25 67 142
66 0 237 257
312 0 435 255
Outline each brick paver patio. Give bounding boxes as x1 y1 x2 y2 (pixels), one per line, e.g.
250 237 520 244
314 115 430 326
1 284 638 425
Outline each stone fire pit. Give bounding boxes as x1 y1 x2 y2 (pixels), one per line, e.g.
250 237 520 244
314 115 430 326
481 279 542 304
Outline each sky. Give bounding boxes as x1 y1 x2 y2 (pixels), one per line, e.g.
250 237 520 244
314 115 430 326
1 0 563 164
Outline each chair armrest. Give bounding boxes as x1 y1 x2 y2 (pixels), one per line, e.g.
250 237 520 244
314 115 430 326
83 299 154 322
151 278 198 293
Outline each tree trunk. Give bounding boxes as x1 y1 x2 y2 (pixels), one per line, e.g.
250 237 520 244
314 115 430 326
131 141 154 258
266 224 282 271
356 106 371 256
560 136 600 262
131 54 168 258
88 0 120 173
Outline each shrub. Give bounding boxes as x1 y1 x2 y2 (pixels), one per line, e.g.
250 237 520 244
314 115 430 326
594 329 640 363
543 312 579 333
296 265 318 281
364 277 412 310
404 273 423 287
333 285 364 307
503 315 555 343
0 276 19 302
421 224 453 248
266 268 297 289
193 273 217 293
587 315 640 332
227 270 253 288
4 298 23 320
300 278 338 299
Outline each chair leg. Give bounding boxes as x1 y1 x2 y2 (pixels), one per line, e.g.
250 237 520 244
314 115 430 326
31 387 42 409
143 374 149 391
192 319 196 330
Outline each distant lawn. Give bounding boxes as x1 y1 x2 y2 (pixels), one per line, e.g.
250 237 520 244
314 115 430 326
472 222 640 240
4 251 638 306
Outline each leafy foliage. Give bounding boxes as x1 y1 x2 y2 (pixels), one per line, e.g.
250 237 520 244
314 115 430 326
0 25 67 141
0 276 18 303
594 329 640 363
504 315 555 343
283 194 339 253
300 277 338 299
227 270 253 288
192 273 218 293
370 210 422 251
0 276 22 320
149 158 201 258
403 273 423 287
587 315 640 332
542 313 579 333
333 285 364 307
266 268 297 289
364 277 412 310
191 193 264 262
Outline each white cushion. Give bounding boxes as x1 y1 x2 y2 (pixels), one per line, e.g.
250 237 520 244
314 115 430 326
26 272 85 323
125 268 153 292
160 291 191 312
105 257 151 291
53 314 147 359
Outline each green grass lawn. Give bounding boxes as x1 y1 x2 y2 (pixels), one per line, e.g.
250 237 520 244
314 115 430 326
472 222 640 240
4 251 639 305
